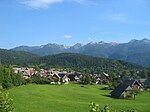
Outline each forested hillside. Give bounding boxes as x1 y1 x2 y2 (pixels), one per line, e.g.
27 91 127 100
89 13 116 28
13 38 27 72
36 53 143 73
0 49 149 81
0 49 38 65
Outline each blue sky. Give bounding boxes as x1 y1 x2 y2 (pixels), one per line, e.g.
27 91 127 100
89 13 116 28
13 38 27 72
0 0 150 48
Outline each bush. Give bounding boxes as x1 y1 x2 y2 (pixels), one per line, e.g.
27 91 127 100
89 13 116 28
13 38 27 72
0 86 14 112
31 77 51 84
89 102 137 112
89 102 110 112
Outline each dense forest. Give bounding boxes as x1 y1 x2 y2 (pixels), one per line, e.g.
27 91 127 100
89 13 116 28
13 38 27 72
36 53 143 72
0 49 143 70
0 49 38 66
0 49 150 79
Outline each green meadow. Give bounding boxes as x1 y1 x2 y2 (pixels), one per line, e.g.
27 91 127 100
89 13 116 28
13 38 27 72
8 84 150 112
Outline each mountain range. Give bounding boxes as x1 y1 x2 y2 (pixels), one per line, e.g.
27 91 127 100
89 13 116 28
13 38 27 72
12 38 150 67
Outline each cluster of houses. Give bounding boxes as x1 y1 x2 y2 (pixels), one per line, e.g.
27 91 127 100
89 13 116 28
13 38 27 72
13 67 36 79
13 67 82 84
13 67 110 84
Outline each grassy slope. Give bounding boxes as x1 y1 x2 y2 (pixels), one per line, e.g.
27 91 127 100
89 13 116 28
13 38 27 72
8 84 150 112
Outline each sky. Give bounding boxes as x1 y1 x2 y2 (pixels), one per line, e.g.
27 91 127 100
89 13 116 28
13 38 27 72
0 0 150 49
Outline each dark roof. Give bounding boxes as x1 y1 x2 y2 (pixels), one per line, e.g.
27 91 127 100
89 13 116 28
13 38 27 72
52 74 60 78
122 76 133 82
110 84 131 98
58 74 66 78
123 80 135 86
68 74 76 81
68 74 81 81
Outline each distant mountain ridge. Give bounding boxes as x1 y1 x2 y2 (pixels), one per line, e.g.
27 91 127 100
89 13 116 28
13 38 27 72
12 38 150 67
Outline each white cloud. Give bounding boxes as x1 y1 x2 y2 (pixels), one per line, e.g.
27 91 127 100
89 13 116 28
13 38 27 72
102 13 128 23
72 0 89 4
22 0 93 9
71 0 85 3
91 27 103 31
99 31 117 34
73 0 97 6
88 37 98 41
22 0 63 9
63 35 72 39
88 37 92 40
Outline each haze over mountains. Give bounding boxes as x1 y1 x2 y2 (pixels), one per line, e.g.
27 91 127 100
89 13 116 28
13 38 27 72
12 38 150 67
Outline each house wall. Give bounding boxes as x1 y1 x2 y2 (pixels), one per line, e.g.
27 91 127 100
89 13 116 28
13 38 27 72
120 86 132 98
120 91 131 98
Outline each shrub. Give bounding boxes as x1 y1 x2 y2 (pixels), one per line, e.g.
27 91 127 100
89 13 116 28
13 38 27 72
0 86 14 112
89 102 110 112
89 102 137 112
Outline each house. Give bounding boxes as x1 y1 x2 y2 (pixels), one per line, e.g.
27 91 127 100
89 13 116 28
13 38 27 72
123 80 143 90
68 74 82 82
40 73 48 77
95 73 109 85
13 67 35 79
13 68 22 74
22 68 35 78
96 77 101 84
110 79 143 98
110 84 132 98
21 70 31 79
51 73 60 79
58 73 70 84
138 79 146 88
49 73 61 84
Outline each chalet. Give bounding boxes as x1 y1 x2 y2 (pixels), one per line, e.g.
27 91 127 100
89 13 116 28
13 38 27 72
95 72 109 85
51 73 60 79
110 84 132 98
40 69 49 77
68 74 82 82
21 71 31 79
58 73 70 84
96 77 102 84
110 79 143 98
40 73 48 77
123 80 143 90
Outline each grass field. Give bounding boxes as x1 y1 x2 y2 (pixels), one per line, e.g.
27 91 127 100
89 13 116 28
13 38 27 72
8 84 150 112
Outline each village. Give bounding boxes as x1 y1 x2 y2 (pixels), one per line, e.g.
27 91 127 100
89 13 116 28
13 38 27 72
13 67 150 99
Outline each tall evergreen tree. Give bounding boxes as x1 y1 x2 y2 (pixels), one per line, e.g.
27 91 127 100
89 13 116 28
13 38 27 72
2 68 13 89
